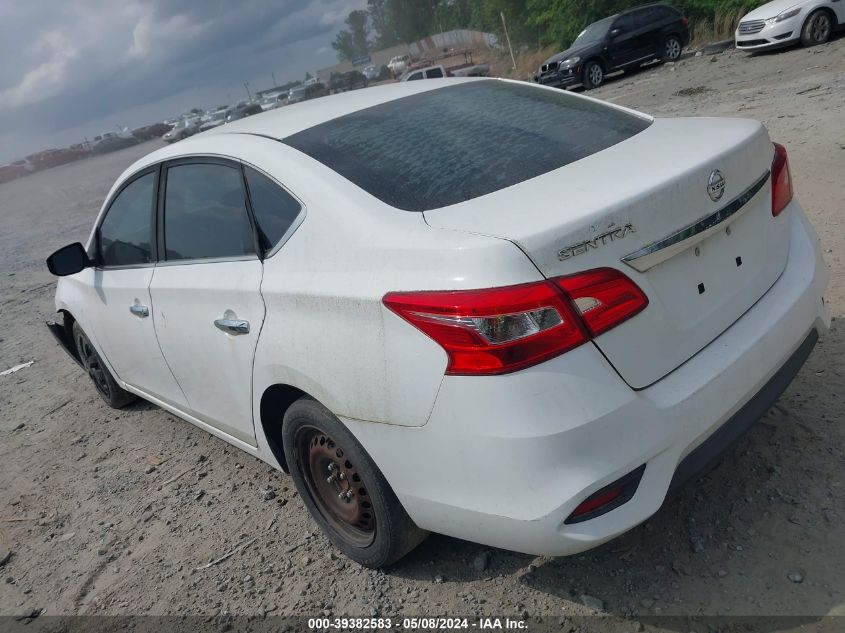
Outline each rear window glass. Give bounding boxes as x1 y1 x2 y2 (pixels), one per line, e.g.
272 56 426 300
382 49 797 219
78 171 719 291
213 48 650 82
284 81 650 211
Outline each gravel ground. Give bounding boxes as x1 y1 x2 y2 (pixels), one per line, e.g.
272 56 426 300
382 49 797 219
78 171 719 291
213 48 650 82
1 37 843 630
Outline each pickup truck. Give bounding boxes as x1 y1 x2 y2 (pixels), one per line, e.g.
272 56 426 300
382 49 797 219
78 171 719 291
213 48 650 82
400 62 491 81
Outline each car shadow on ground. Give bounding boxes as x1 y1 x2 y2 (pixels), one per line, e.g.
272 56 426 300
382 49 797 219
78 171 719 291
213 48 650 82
566 54 691 93
124 398 159 412
388 317 843 628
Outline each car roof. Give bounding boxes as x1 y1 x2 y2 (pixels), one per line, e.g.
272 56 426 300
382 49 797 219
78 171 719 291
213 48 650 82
620 2 675 14
204 77 485 141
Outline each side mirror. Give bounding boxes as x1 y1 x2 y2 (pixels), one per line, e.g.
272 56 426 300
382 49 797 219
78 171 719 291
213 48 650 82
46 242 91 276
610 28 622 38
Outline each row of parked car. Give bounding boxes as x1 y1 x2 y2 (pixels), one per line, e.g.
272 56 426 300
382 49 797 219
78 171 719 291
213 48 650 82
533 0 842 91
0 125 176 183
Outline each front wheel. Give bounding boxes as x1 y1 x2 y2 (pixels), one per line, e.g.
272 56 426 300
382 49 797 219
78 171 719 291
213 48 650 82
662 35 683 62
581 60 604 89
801 10 833 46
282 397 427 567
72 322 136 408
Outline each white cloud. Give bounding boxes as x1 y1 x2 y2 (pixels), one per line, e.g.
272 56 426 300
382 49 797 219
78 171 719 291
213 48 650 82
0 0 368 162
0 31 78 109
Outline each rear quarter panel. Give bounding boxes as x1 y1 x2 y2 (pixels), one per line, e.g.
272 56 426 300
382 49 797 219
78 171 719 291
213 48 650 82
250 144 543 429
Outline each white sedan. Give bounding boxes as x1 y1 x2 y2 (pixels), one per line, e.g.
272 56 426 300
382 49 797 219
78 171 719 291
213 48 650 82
735 0 843 50
46 78 830 567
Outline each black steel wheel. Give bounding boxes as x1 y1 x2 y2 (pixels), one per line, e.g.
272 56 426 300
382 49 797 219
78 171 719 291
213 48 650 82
296 425 376 548
282 397 427 567
72 322 136 408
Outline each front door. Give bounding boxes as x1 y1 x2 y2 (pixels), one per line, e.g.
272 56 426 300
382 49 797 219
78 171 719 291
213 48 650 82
607 11 653 68
83 167 188 408
149 159 265 445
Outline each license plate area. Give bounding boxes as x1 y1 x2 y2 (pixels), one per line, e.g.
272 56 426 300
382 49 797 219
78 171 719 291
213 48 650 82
645 193 787 333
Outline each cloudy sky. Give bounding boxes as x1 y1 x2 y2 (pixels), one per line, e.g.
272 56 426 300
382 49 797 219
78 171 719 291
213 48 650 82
0 0 366 163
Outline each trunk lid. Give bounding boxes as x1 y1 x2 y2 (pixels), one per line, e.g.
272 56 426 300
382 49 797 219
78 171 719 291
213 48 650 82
424 117 789 388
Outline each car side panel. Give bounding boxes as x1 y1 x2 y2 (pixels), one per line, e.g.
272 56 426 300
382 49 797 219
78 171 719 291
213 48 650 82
237 140 544 433
54 268 190 409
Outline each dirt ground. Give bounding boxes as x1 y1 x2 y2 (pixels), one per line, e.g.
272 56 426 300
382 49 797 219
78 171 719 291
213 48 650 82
1 37 843 630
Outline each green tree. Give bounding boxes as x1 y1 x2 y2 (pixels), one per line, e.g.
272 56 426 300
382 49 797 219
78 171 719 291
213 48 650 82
332 9 372 61
467 0 539 47
367 0 443 47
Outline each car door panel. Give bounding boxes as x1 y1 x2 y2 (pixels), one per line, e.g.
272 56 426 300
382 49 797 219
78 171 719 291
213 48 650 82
87 267 189 406
81 168 188 408
607 16 639 67
149 260 264 444
609 11 654 68
149 159 265 444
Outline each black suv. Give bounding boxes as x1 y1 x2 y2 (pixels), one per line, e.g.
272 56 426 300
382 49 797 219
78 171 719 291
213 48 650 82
329 70 369 93
534 4 689 90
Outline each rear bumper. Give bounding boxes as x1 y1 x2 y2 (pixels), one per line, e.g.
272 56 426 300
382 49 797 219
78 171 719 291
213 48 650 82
667 327 817 493
344 202 829 555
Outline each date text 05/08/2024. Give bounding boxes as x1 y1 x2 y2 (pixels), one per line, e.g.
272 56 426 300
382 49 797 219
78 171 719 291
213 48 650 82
307 617 528 630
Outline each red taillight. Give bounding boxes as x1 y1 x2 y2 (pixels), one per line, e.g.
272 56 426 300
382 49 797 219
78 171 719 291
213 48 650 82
771 142 792 217
682 16 689 26
383 268 648 376
555 268 649 337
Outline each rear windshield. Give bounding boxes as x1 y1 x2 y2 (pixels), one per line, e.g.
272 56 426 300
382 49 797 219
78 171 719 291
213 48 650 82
284 81 650 211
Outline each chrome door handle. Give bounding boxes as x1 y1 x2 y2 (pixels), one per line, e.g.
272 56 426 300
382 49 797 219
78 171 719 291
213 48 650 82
214 319 250 335
129 304 150 318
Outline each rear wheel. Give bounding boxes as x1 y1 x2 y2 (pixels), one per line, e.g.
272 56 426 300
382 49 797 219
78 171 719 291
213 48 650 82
581 60 604 89
662 35 683 62
72 322 136 408
282 397 427 567
801 10 833 46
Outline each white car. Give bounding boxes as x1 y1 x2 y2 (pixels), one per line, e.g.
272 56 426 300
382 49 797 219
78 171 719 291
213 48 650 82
735 0 842 50
387 54 410 76
46 78 830 568
400 65 449 81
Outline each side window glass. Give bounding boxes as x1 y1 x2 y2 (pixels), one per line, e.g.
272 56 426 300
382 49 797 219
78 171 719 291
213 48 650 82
407 71 423 81
426 67 444 78
164 163 255 261
243 166 302 254
614 15 631 32
99 171 155 266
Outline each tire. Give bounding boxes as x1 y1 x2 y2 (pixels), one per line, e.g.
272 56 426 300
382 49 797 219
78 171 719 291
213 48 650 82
662 35 683 62
282 397 427 567
801 10 834 46
581 60 604 89
72 322 137 408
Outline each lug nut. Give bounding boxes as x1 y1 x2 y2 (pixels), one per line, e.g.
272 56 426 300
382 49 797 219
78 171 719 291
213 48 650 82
327 463 336 472
326 474 337 484
339 473 346 481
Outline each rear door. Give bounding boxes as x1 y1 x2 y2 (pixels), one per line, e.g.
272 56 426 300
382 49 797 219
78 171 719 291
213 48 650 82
83 167 189 408
149 158 265 445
